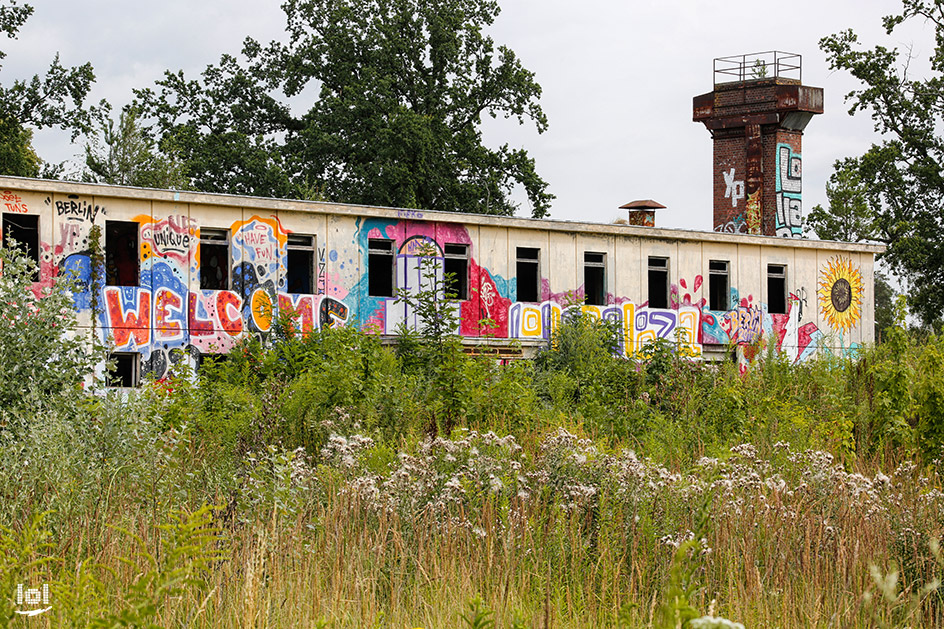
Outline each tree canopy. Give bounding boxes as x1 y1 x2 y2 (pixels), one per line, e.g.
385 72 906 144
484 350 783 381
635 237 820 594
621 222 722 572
135 0 553 217
82 106 188 190
815 0 944 327
0 1 98 177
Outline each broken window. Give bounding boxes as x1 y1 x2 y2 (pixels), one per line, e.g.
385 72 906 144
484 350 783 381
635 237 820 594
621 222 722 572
708 260 729 311
584 252 606 306
767 264 787 314
647 256 669 309
199 228 229 290
443 243 469 299
2 213 39 280
287 234 315 294
368 238 395 297
105 220 139 286
107 352 139 388
516 247 540 302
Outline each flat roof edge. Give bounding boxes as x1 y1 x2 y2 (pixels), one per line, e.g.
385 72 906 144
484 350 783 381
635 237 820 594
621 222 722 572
0 176 885 254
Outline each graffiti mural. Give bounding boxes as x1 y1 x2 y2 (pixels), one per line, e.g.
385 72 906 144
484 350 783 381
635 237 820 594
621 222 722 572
721 305 763 344
818 256 863 334
87 214 352 378
775 144 803 238
7 183 874 384
508 301 703 358
355 220 512 338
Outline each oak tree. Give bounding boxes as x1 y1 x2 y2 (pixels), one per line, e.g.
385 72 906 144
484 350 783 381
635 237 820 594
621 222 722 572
816 0 944 326
0 1 97 177
135 0 553 217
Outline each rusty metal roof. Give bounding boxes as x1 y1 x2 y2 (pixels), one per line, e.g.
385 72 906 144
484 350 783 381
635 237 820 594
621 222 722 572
620 199 667 210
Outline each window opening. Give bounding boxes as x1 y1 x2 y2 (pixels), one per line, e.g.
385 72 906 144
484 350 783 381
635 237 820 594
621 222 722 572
107 352 139 388
368 238 395 297
105 220 139 286
647 256 669 309
516 247 540 302
767 264 787 314
200 228 229 290
708 260 729 311
287 234 315 294
2 213 39 280
443 243 469 299
584 252 606 306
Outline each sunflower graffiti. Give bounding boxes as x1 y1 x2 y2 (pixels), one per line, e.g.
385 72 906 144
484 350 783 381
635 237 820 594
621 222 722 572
817 256 863 334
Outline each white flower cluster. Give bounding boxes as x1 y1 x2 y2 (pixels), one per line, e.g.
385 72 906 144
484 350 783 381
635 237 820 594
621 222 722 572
320 433 375 468
312 431 941 554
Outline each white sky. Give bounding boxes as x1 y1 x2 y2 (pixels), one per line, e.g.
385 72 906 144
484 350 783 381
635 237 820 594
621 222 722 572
2 0 934 230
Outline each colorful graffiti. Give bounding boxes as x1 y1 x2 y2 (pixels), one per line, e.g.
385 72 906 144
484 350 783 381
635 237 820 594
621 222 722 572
86 213 352 378
818 256 863 334
775 143 803 238
508 301 703 358
356 220 512 338
9 190 871 382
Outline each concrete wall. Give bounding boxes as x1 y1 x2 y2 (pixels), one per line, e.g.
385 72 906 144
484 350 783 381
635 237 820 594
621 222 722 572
0 179 882 381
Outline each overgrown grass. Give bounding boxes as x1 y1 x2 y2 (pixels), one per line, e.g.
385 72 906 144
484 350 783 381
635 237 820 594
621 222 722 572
2 305 944 626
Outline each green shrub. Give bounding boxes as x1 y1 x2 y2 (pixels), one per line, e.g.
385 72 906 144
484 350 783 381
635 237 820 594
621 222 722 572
0 245 100 433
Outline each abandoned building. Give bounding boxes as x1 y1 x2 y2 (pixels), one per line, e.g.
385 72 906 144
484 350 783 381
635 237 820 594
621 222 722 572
0 52 882 386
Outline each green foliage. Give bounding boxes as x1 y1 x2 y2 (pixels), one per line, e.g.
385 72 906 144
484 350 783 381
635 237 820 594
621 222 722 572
0 116 40 176
460 596 495 629
806 160 876 243
867 324 917 452
861 539 944 629
82 106 189 189
134 0 553 217
914 336 944 461
820 1 944 326
0 244 99 431
0 511 55 621
535 309 639 433
0 1 99 176
874 272 897 342
91 505 223 627
393 247 477 434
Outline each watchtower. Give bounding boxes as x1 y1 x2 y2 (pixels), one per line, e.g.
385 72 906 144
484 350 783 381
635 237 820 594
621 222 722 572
693 52 823 237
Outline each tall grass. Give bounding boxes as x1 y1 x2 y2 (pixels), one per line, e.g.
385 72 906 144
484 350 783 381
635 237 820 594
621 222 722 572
1 303 944 625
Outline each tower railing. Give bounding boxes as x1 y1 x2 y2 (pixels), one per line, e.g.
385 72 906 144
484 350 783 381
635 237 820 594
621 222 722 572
713 51 801 85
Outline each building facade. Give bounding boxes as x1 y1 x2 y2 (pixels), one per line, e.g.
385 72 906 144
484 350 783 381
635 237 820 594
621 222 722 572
0 177 881 385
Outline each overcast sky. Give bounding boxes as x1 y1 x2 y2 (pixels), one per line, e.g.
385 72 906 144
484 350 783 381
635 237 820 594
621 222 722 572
2 0 934 231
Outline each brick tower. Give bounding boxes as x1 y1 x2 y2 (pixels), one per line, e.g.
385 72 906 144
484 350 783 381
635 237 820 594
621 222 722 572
693 52 823 237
